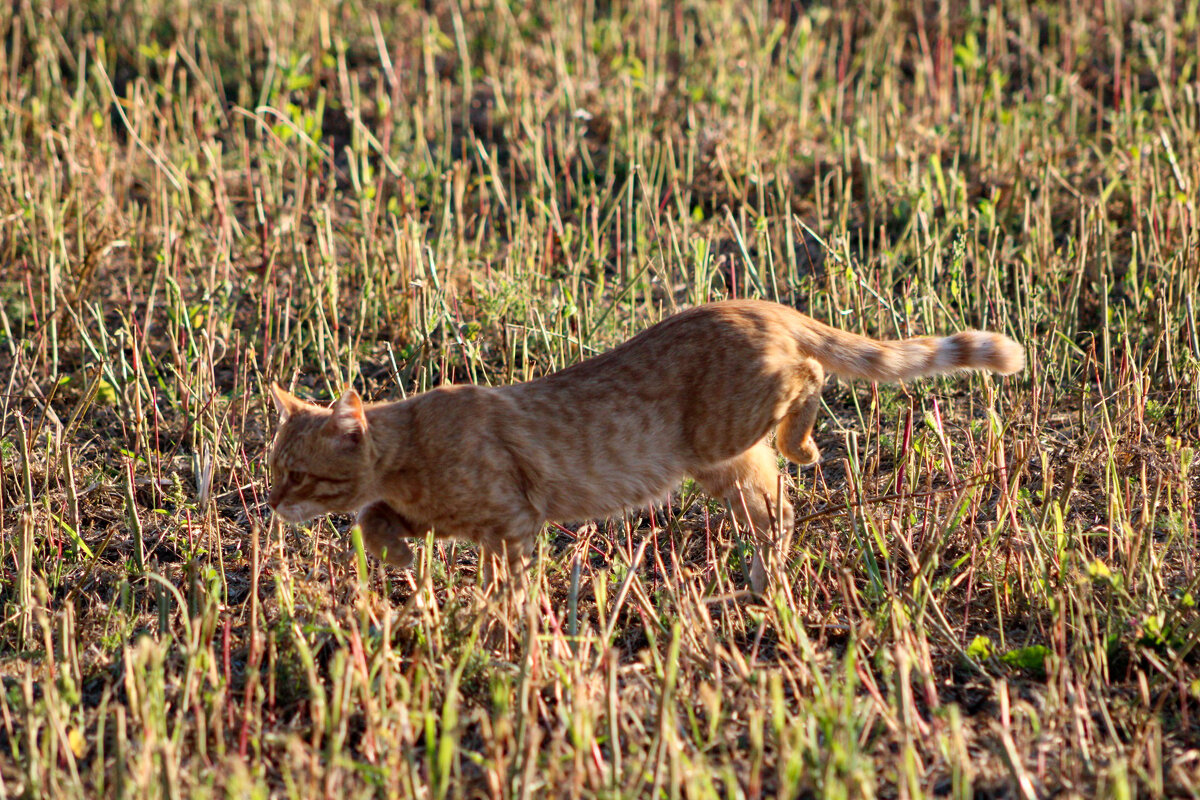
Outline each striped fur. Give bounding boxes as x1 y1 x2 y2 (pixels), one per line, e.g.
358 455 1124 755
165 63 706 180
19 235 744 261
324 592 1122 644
792 315 1024 381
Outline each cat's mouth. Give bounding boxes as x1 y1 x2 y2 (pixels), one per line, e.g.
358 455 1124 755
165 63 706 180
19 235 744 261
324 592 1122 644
271 502 322 524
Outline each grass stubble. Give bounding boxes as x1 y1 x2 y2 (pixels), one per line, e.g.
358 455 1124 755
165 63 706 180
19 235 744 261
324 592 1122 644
1 0 1199 796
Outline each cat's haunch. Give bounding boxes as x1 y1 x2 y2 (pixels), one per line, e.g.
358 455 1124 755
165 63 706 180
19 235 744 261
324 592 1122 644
268 299 1023 591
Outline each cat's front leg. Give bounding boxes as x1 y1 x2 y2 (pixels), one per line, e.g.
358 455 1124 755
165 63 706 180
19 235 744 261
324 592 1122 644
477 525 538 618
356 502 418 569
478 534 534 585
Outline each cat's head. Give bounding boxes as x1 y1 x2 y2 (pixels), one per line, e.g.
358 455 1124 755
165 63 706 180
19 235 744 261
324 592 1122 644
267 384 374 522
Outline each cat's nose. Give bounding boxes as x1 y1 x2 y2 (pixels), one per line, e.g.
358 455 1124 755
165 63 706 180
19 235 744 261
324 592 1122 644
267 483 283 510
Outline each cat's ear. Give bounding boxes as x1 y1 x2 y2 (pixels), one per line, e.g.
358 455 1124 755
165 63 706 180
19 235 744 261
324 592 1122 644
327 388 367 440
270 382 300 422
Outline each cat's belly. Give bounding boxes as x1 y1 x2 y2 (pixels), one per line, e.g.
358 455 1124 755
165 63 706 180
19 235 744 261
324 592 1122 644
539 460 686 522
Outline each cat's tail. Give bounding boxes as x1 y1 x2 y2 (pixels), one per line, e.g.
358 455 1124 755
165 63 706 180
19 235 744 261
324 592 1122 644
794 315 1024 382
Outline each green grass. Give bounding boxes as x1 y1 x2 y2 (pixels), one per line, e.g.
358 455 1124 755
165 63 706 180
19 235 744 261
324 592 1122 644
2 0 1199 796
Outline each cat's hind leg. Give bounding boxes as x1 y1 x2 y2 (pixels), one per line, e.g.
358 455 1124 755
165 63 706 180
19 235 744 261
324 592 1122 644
690 440 793 593
777 358 823 466
777 390 822 465
356 502 418 569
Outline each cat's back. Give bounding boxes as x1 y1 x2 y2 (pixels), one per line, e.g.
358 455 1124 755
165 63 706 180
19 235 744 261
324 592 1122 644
404 382 506 423
514 300 804 396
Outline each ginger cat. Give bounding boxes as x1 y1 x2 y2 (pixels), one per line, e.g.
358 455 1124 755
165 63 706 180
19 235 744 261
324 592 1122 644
268 299 1023 590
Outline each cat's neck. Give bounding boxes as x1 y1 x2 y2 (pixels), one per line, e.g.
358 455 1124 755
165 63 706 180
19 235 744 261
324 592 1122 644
362 400 412 470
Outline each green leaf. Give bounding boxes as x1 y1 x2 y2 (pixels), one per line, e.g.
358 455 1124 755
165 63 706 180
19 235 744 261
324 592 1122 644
285 73 313 92
350 524 368 584
96 378 118 406
52 513 94 559
1001 645 1050 676
967 635 992 660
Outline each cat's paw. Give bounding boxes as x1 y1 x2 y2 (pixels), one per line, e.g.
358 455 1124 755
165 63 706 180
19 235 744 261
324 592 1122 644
748 552 768 594
376 540 414 569
793 437 821 466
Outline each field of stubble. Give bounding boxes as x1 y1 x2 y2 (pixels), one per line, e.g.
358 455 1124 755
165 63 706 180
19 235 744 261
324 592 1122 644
1 1 1199 796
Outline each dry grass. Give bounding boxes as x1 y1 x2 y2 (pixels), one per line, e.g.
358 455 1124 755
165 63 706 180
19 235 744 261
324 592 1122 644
1 0 1199 796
